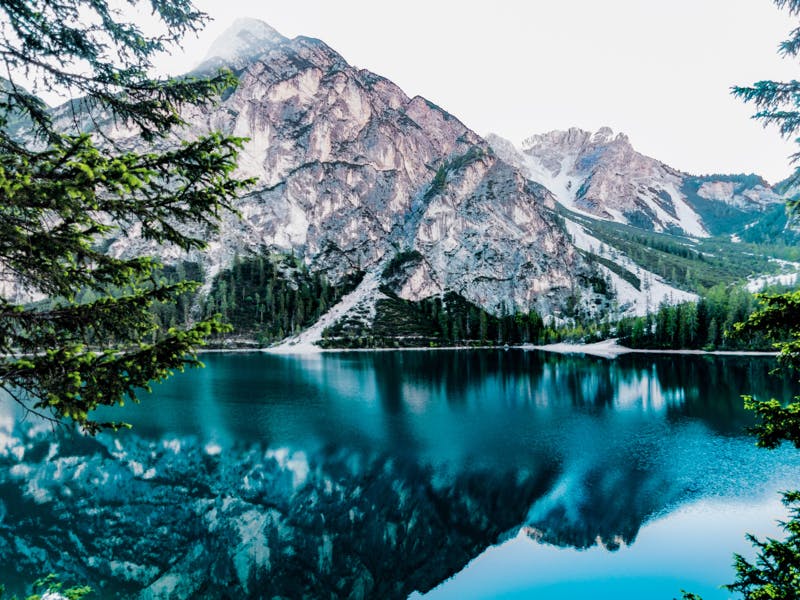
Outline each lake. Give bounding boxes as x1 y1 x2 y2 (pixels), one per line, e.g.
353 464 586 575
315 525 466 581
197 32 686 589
1 349 799 598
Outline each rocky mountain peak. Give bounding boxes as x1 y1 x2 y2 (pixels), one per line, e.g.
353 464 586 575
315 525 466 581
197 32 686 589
490 126 787 242
592 126 614 144
491 127 706 234
521 127 587 153
96 24 606 322
204 18 288 65
520 126 630 155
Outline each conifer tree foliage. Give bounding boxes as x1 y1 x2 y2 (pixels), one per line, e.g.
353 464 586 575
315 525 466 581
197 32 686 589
0 1 250 433
202 253 364 346
736 290 800 449
732 0 800 452
616 286 771 351
682 1 800 597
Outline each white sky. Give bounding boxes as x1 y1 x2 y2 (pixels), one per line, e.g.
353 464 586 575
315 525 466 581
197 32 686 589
154 0 799 183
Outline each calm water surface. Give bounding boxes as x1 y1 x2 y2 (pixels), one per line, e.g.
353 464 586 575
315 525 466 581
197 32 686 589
1 349 799 598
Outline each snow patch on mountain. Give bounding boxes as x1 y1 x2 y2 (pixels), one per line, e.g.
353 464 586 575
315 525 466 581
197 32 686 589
42 22 724 340
664 182 706 238
563 217 697 315
489 128 791 243
746 272 800 292
746 259 800 292
269 272 381 353
489 129 710 236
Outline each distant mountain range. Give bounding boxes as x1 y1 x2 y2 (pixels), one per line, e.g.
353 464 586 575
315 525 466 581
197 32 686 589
35 18 800 344
487 127 789 238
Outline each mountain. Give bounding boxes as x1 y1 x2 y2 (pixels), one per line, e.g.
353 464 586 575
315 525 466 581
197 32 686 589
94 19 618 330
487 127 787 238
36 20 797 345
203 18 288 68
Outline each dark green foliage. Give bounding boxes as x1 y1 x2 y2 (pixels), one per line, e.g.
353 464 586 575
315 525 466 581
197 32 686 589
381 249 423 280
740 205 800 245
741 395 800 449
426 165 448 200
733 290 800 449
575 178 591 200
203 253 363 346
563 207 800 292
0 1 233 143
578 249 640 291
657 188 677 211
542 317 611 346
0 574 92 600
0 1 251 432
618 285 770 350
726 0 800 453
723 491 800 599
682 4 800 597
149 262 204 333
681 173 800 245
579 270 611 298
424 147 484 201
680 175 791 239
320 287 545 348
734 0 800 182
622 209 656 231
736 290 800 363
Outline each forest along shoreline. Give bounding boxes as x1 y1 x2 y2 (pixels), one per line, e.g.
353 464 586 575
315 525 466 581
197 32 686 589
523 338 780 359
195 338 780 358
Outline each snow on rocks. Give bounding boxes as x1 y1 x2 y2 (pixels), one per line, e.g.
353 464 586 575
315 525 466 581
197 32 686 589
563 218 697 316
489 129 715 236
268 271 381 353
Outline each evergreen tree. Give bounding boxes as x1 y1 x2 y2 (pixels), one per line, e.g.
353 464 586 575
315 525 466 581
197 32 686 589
0 1 251 433
729 0 800 447
706 318 718 350
479 310 488 342
684 1 800 596
630 318 646 347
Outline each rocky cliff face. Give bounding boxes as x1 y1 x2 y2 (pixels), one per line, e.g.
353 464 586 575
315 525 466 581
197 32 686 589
94 19 600 320
487 127 786 237
42 19 790 333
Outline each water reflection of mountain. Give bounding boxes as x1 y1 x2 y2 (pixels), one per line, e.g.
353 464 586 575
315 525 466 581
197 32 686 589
0 351 798 598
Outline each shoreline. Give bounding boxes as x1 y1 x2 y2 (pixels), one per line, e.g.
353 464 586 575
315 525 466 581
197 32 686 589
524 338 778 359
198 343 510 355
197 338 779 359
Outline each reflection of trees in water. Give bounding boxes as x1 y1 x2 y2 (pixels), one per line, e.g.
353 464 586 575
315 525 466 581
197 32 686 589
642 355 799 435
5 352 798 596
368 350 492 406
365 351 621 410
110 351 798 444
334 351 800 449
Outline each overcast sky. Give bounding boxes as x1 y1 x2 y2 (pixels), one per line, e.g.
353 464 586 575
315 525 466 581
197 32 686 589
155 0 800 183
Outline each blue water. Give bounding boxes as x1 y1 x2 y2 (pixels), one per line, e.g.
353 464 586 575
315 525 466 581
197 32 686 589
1 349 798 598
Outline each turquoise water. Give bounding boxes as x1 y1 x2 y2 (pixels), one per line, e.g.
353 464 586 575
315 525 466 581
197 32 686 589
2 349 799 598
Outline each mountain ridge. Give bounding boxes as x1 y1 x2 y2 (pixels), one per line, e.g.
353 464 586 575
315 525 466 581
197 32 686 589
99 20 614 328
18 18 798 347
487 127 788 239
